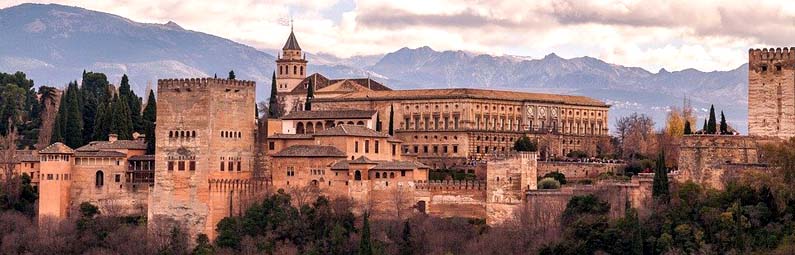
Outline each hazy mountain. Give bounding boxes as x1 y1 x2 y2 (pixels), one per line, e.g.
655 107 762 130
0 3 748 133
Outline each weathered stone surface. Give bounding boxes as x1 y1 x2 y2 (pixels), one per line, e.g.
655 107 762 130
677 135 774 189
538 161 625 180
749 48 795 138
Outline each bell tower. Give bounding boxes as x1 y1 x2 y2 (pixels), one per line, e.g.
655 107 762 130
275 26 307 93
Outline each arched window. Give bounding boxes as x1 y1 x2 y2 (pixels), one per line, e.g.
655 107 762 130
169 131 173 138
192 131 196 137
306 122 315 134
316 121 323 131
416 201 426 213
293 65 297 75
375 172 381 178
300 66 304 75
279 65 283 75
390 172 395 178
347 121 354 125
95 171 104 187
296 122 305 134
356 121 365 126
311 180 319 186
355 170 362 180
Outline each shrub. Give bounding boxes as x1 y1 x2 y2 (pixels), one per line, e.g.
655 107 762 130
542 171 567 184
566 150 588 159
514 136 537 152
538 177 561 189
577 179 593 185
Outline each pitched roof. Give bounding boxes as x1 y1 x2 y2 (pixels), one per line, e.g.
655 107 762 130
39 142 74 154
314 125 388 138
15 154 39 162
268 133 314 139
129 155 155 161
287 73 391 95
74 151 127 158
283 30 301 50
331 159 429 170
272 145 347 157
315 88 608 107
75 140 147 151
282 110 376 120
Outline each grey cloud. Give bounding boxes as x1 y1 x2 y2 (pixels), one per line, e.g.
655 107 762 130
355 7 538 29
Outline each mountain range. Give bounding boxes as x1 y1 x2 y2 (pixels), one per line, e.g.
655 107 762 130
0 3 748 133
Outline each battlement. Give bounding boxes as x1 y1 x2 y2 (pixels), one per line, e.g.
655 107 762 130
157 78 256 90
208 178 270 192
749 47 795 65
415 180 486 190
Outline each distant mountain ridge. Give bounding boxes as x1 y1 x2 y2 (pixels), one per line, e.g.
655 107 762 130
0 3 748 132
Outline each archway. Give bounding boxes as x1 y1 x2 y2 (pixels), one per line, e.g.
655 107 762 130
296 122 305 134
95 170 104 187
354 170 362 180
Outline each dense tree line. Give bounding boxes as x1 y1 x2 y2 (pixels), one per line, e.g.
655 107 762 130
51 71 154 148
0 72 53 149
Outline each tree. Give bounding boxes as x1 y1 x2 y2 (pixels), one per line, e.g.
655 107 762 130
652 150 670 203
304 79 314 111
707 104 717 134
684 120 692 135
388 104 395 136
268 71 281 118
720 111 728 135
92 101 110 141
119 74 143 133
702 119 707 134
228 70 236 80
399 220 413 255
514 135 537 152
359 212 373 255
36 86 59 148
142 91 157 154
109 94 133 140
664 106 684 137
193 234 214 255
80 71 111 143
375 113 382 132
543 171 567 184
615 113 656 159
54 81 84 148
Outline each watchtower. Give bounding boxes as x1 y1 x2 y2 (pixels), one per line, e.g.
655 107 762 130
748 48 795 138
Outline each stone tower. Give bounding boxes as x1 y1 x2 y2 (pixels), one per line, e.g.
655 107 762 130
149 78 262 240
275 27 307 93
749 48 795 138
37 143 74 221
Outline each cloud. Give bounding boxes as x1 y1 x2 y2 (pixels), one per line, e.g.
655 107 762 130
0 0 788 72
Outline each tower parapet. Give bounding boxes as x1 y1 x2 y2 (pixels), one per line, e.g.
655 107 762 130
748 47 795 138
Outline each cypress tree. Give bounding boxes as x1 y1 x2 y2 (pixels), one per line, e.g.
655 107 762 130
119 74 143 133
359 213 373 255
719 111 728 135
228 70 235 80
80 72 111 143
268 71 279 118
142 91 157 154
684 120 692 135
652 150 670 203
707 104 717 134
399 220 412 255
702 119 707 134
62 82 84 148
304 79 314 111
388 104 394 136
109 94 133 140
92 101 111 141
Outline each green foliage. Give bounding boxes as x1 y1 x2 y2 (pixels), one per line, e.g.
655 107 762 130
513 135 537 152
227 70 235 80
359 212 372 255
0 173 38 216
268 71 280 119
80 202 100 218
53 81 84 148
707 104 717 134
566 150 588 158
562 195 610 225
109 94 134 140
720 110 728 135
215 191 356 254
142 91 157 154
684 120 692 135
623 159 654 176
652 151 670 203
542 171 567 184
428 169 476 181
193 234 214 255
388 104 394 136
0 72 44 149
118 74 143 133
538 177 561 189
399 220 413 255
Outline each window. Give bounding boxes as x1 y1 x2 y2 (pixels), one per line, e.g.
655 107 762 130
413 145 419 153
47 174 53 180
115 174 121 183
287 166 295 177
376 172 381 178
453 145 458 153
177 161 185 171
375 141 379 154
392 144 396 156
95 171 104 187
354 170 362 180
390 172 395 178
237 161 241 171
365 140 370 153
220 161 225 171
269 142 275 150
228 162 234 172
355 141 359 153
168 161 174 171
401 170 406 177
443 145 448 153
423 146 428 153
190 161 196 171
433 145 438 153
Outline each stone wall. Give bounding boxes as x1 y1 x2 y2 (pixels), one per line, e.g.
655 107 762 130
415 180 487 219
538 161 625 180
677 135 773 189
485 153 537 224
748 48 795 138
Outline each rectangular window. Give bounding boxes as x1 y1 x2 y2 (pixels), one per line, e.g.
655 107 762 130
392 144 396 156
453 145 458 153
423 145 428 153
365 140 370 153
374 141 379 154
47 174 53 180
414 145 419 153
237 161 241 171
189 161 196 171
115 174 121 182
476 146 481 153
228 162 234 172
401 170 406 177
443 145 448 153
405 118 410 129
178 161 185 171
220 161 225 171
355 141 359 153
269 142 275 150
168 161 174 171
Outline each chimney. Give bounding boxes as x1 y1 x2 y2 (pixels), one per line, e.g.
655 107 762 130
108 134 118 142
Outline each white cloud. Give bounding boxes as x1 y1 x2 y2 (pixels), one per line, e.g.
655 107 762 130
0 0 788 71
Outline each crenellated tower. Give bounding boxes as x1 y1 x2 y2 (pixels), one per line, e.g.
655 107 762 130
748 47 795 138
275 27 307 93
149 78 262 241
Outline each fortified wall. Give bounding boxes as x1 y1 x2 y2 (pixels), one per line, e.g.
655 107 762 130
748 48 795 139
677 135 773 190
537 161 625 180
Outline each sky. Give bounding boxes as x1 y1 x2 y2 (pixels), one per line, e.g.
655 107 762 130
1 0 793 72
